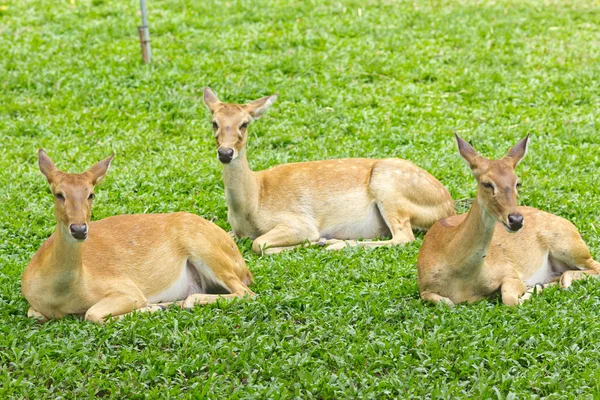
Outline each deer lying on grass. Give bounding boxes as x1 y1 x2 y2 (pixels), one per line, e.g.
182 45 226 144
203 88 455 254
417 134 600 306
21 150 253 323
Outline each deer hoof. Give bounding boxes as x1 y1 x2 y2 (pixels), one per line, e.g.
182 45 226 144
325 242 347 251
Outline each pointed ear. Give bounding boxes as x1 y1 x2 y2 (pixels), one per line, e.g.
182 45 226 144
455 134 484 171
245 94 278 119
87 154 114 185
504 134 530 168
38 149 58 183
203 87 221 113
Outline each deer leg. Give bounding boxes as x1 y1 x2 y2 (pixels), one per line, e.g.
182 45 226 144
420 291 455 307
235 237 342 254
27 307 49 323
182 292 249 308
252 223 319 255
187 249 256 298
258 237 344 251
500 278 527 306
84 289 147 324
381 204 416 244
114 292 253 319
560 269 600 289
547 230 600 289
109 300 186 321
518 282 558 304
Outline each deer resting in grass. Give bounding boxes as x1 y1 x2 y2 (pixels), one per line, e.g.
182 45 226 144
21 150 253 323
203 88 455 254
417 134 600 306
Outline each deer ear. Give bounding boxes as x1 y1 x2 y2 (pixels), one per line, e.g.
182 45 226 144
245 94 278 119
87 154 114 185
203 87 221 113
504 134 530 168
455 134 483 171
38 149 58 183
455 134 489 179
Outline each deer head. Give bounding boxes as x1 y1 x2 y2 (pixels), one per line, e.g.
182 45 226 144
455 134 529 233
38 150 113 241
203 87 277 164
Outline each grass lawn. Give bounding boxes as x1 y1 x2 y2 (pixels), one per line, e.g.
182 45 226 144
2 0 600 397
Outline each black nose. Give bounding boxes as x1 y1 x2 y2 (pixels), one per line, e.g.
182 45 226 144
507 213 524 231
218 148 234 163
69 224 88 240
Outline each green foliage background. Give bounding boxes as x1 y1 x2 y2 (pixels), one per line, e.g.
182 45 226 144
1 0 599 397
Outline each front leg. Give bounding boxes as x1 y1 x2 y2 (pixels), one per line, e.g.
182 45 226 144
500 277 526 306
420 291 455 307
252 223 319 255
27 307 49 323
182 292 252 308
84 290 147 324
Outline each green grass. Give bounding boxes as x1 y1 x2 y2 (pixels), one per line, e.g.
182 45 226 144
1 0 600 397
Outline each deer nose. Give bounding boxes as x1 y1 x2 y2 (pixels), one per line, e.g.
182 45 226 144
507 213 524 231
217 148 234 164
69 224 88 240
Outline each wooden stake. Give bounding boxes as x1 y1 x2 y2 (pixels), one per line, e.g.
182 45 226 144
138 0 151 63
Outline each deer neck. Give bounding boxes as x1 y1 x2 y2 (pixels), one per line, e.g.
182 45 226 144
47 223 85 279
449 192 497 274
221 150 259 215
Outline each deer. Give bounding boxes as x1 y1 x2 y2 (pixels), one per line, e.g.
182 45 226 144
202 87 456 255
417 134 600 306
21 150 254 323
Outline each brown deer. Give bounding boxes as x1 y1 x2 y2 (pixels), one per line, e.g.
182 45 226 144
21 150 253 323
417 134 600 306
203 88 456 254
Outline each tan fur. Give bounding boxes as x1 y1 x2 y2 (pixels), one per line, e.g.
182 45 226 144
21 150 253 323
417 135 600 306
204 88 455 254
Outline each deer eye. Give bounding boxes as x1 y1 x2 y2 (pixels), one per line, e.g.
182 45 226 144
481 182 494 190
516 182 522 188
55 193 65 201
240 122 249 130
212 122 218 130
88 193 95 200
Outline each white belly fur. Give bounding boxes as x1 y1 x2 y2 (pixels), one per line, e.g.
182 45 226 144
524 253 573 286
320 203 389 240
146 259 227 303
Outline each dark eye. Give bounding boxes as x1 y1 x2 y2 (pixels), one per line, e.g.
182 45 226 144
240 122 249 130
212 122 218 130
88 193 95 200
516 182 522 189
482 182 494 190
55 193 65 201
